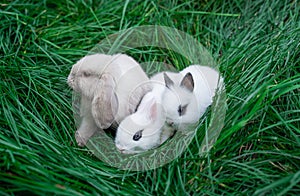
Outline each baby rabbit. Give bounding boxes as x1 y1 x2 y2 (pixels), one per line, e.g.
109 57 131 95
68 53 151 146
115 92 167 154
161 65 221 131
115 71 180 154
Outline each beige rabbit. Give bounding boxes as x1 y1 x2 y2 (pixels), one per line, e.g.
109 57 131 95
68 53 151 146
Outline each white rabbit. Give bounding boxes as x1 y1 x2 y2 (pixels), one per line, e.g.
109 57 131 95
114 72 180 154
68 53 151 146
161 65 222 131
115 92 167 154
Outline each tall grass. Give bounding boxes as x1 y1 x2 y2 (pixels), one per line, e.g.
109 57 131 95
1 0 299 195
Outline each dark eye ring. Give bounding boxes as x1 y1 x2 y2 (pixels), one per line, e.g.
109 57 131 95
133 130 143 141
178 104 188 116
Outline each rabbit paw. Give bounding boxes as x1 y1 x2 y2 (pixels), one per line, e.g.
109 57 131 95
75 131 88 147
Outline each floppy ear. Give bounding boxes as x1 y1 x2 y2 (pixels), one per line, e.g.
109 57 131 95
164 73 174 89
91 74 118 129
180 72 194 92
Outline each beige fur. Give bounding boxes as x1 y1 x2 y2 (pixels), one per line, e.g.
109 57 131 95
68 54 151 146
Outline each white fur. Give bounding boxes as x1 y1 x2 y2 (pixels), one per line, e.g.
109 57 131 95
162 65 222 131
115 92 166 154
114 72 183 154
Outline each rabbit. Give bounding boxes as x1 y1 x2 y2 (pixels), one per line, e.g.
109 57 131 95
115 92 164 154
115 77 178 154
68 53 151 146
114 71 181 154
161 65 222 131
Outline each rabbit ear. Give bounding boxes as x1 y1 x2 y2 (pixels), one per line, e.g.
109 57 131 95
148 100 157 121
180 72 194 92
138 93 157 121
164 73 174 89
91 74 118 129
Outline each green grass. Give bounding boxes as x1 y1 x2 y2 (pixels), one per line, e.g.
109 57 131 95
1 0 300 195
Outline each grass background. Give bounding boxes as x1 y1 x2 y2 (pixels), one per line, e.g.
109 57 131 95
1 0 299 195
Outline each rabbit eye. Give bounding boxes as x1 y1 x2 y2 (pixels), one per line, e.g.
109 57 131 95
133 130 143 141
178 104 188 116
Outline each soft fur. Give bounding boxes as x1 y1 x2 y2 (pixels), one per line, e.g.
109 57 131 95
114 76 176 154
114 72 179 154
161 65 222 131
68 53 151 146
115 93 164 154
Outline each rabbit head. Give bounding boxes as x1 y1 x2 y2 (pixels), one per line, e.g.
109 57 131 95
161 72 200 129
115 93 165 154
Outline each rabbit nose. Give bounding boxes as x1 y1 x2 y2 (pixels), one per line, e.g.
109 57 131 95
116 144 125 153
116 146 126 153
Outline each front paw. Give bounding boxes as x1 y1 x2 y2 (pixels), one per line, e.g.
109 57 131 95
75 131 88 147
